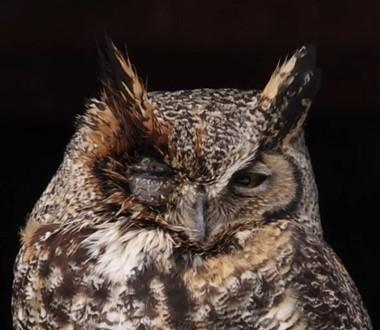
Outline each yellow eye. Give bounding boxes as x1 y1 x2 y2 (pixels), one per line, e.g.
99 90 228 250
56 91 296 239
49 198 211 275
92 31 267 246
232 172 268 188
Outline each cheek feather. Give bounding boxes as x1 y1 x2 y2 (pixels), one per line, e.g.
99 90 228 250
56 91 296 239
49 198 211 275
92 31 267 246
259 153 297 212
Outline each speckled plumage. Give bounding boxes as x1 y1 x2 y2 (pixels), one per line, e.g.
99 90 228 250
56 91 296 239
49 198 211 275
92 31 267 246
12 42 371 329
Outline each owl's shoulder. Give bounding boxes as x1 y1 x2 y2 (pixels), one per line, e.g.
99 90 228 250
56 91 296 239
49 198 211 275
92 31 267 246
288 225 372 329
12 221 99 328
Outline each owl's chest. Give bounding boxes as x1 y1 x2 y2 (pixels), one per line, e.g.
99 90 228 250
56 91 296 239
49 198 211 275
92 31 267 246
83 226 300 328
94 257 301 330
13 224 305 329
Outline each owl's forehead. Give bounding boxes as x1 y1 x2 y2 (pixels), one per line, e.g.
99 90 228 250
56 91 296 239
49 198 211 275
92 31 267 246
148 88 262 180
149 88 259 116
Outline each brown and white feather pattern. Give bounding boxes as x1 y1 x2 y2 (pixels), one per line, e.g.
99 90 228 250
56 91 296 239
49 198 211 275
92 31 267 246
13 43 371 329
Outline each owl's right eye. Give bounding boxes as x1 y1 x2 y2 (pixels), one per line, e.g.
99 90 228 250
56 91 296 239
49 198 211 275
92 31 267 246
130 157 173 179
127 157 174 206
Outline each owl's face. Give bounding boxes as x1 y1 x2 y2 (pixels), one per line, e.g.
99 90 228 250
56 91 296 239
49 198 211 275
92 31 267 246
82 42 320 248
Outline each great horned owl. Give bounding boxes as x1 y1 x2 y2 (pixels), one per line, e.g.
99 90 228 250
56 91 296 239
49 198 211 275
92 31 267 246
12 41 372 329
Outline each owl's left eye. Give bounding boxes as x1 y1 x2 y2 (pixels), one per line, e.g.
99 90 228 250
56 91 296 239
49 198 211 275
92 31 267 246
231 162 271 195
232 172 267 188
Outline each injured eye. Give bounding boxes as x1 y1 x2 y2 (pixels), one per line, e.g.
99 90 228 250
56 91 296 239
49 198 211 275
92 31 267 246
127 157 174 206
129 157 173 178
231 161 271 196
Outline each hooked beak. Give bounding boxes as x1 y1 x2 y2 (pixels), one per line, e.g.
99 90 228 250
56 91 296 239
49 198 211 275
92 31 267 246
174 184 208 243
194 185 207 242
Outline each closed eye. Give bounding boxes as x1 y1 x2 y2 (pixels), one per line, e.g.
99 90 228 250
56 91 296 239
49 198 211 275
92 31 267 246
131 170 173 179
127 157 174 206
129 157 174 179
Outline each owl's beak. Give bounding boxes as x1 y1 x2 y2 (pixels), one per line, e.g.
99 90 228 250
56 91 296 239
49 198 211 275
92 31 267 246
194 185 207 242
177 185 208 243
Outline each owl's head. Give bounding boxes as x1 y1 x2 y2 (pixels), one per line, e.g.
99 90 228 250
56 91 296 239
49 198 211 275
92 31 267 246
53 41 321 248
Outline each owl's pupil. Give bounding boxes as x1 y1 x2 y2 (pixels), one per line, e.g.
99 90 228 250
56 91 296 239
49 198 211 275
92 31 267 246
235 175 251 186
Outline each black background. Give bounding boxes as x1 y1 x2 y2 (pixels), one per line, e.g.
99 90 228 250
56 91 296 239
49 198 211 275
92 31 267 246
1 1 379 328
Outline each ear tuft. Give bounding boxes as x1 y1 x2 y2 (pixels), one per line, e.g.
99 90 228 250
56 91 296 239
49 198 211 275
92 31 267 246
262 44 318 102
259 45 320 147
99 36 147 117
80 37 170 158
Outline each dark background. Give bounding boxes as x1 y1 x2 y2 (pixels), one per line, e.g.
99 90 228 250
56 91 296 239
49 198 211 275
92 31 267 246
1 1 379 328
